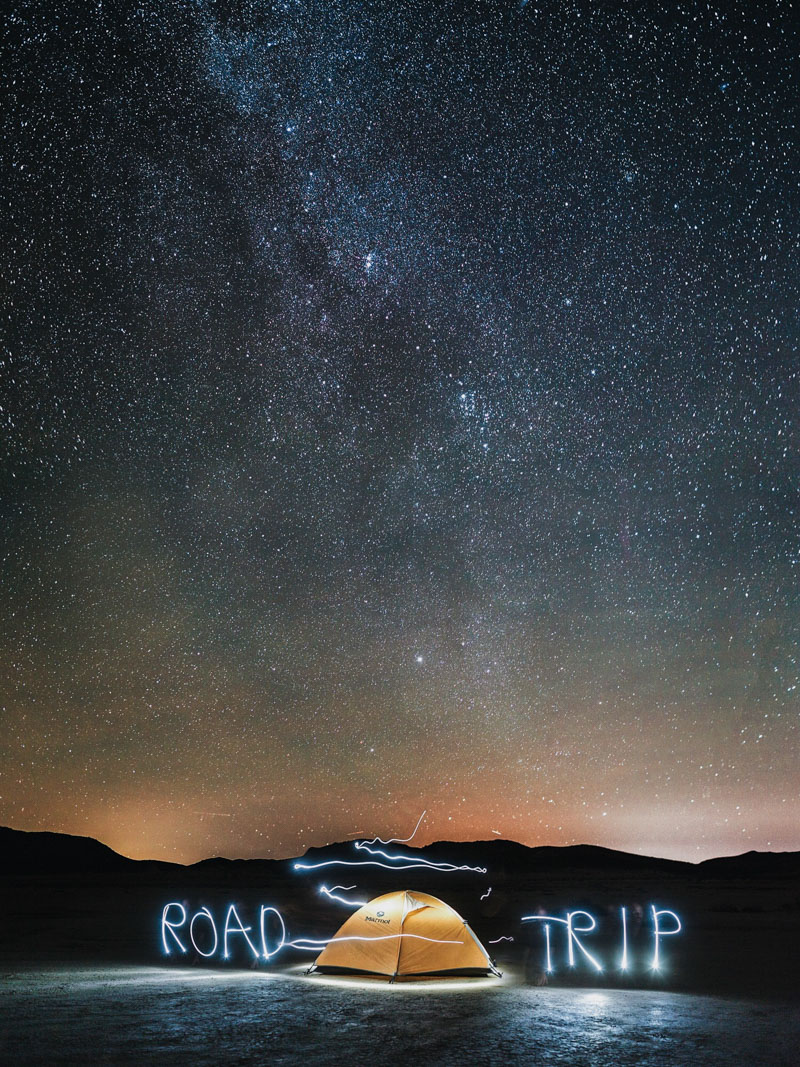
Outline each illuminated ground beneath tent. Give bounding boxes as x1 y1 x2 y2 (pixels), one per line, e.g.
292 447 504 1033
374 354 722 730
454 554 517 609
2 965 798 1066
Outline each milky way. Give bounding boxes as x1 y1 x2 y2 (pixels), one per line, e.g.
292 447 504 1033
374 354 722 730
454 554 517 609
3 1 798 862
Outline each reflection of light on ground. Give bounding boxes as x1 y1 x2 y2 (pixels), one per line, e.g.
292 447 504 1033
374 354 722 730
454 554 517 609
581 992 609 1007
70 968 288 991
288 963 506 993
7 967 794 1066
63 964 684 1003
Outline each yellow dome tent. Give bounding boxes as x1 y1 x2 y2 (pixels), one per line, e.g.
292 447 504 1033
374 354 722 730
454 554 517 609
307 890 501 980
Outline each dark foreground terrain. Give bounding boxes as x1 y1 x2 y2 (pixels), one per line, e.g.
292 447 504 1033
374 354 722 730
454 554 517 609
2 964 799 1066
1 828 799 1063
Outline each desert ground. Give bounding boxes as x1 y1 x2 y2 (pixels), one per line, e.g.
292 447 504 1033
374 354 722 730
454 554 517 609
2 963 799 1066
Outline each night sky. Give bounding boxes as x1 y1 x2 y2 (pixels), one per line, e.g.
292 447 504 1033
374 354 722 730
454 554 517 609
3 0 798 864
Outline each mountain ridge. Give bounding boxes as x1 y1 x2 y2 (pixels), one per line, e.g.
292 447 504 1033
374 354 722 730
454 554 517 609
2 824 799 879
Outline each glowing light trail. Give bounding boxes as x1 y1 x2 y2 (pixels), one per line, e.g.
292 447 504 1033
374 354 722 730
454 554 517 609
162 902 187 955
161 898 684 974
319 884 368 907
521 911 602 972
189 906 218 958
620 906 628 971
521 913 567 977
353 841 487 872
162 902 469 962
359 810 427 847
522 905 683 974
294 810 486 875
481 888 492 900
223 904 260 960
294 853 487 874
567 911 603 971
651 906 681 970
260 906 287 959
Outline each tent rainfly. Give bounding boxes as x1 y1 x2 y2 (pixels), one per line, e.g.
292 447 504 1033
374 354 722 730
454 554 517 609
307 889 501 980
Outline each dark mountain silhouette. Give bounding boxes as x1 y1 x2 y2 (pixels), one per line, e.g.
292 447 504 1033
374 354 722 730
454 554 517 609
292 837 695 878
697 849 800 879
3 825 798 880
0 826 136 873
0 826 181 875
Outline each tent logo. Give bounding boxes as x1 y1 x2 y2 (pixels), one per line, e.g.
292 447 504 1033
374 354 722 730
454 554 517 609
365 913 391 925
376 910 385 917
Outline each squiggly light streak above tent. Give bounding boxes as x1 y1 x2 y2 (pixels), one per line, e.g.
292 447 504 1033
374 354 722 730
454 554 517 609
353 841 488 872
319 884 367 906
294 851 487 874
358 810 427 847
295 810 486 875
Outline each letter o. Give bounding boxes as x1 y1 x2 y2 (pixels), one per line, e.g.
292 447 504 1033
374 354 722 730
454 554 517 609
190 907 219 958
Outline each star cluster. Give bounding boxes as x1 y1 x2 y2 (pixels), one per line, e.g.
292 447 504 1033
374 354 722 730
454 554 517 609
2 0 798 862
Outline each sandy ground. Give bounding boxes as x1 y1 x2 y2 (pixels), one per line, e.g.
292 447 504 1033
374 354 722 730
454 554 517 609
1 964 798 1066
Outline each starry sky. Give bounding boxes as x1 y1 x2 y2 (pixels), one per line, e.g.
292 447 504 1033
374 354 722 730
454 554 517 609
3 0 798 864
